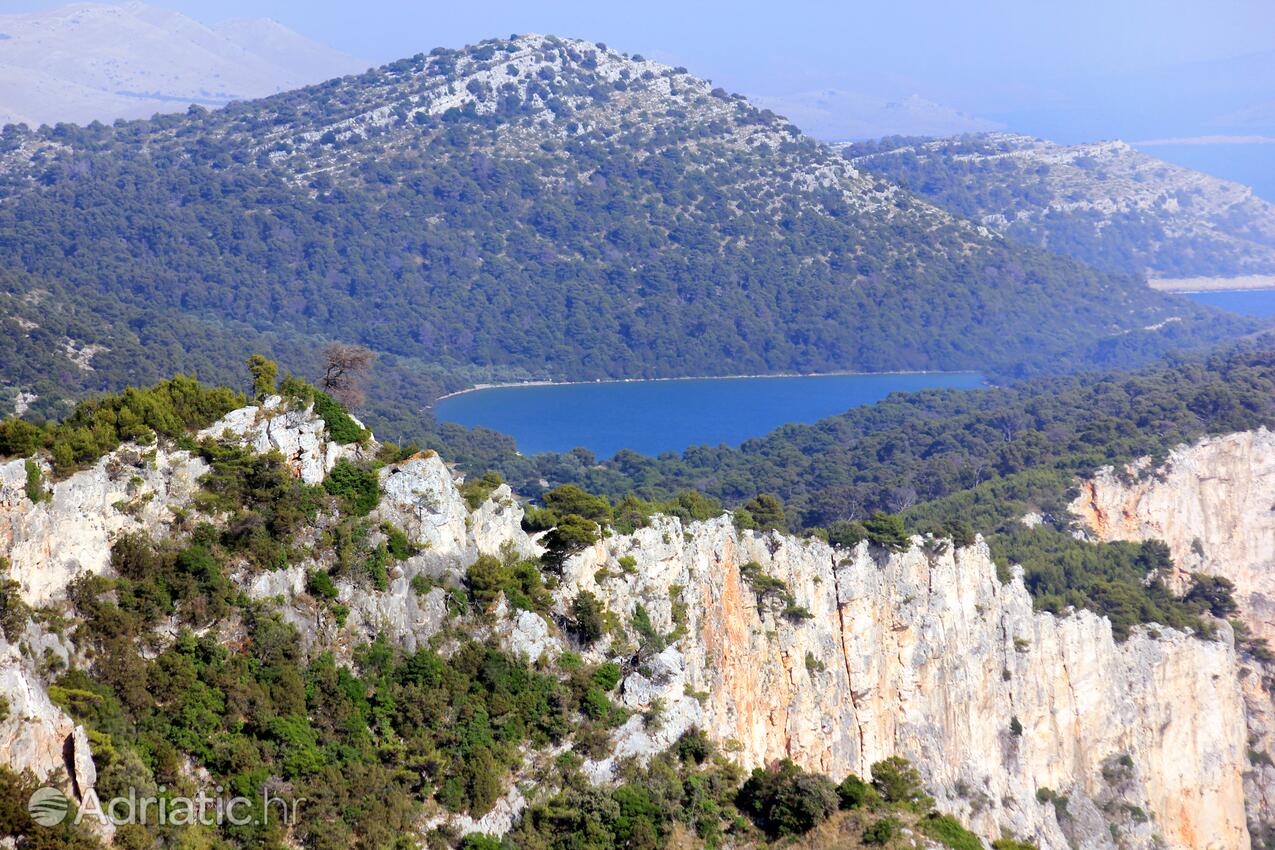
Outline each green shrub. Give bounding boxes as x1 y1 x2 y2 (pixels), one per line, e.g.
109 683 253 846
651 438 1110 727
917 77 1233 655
836 773 874 808
461 471 504 509
863 512 910 551
541 485 613 525
863 816 900 845
871 756 933 810
306 570 339 601
23 460 47 503
323 459 381 516
571 591 605 645
737 758 838 837
919 812 983 850
742 494 786 532
310 389 367 445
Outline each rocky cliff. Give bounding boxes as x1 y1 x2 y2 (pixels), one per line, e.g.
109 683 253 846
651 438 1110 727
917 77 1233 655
1072 427 1275 643
1074 427 1275 840
0 400 1260 849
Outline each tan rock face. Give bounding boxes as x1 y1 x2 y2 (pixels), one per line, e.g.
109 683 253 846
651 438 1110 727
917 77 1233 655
0 632 95 797
1073 427 1275 839
1071 428 1275 643
565 519 1250 850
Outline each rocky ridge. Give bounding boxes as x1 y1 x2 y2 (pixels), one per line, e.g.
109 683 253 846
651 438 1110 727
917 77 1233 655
845 132 1275 278
0 399 1264 849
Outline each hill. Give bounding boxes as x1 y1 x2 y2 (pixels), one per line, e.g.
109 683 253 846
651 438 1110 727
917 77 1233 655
842 132 1275 280
0 1 364 127
0 35 1254 435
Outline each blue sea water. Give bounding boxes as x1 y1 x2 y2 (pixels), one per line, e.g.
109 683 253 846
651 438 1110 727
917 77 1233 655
435 372 986 458
1184 289 1275 318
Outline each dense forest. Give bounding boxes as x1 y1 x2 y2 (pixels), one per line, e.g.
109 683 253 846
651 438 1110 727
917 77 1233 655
0 36 1253 438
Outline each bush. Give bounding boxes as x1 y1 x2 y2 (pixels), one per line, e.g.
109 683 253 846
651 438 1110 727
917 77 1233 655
863 512 910 552
542 485 613 525
571 591 605 645
460 835 504 850
871 756 933 810
323 459 381 516
863 816 900 845
306 570 339 601
24 460 47 503
918 812 983 850
737 758 838 837
742 494 786 532
461 470 504 509
836 773 874 808
303 386 366 445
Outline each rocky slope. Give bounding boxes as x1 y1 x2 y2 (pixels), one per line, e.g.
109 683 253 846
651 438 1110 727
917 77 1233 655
0 398 1262 849
844 132 1275 280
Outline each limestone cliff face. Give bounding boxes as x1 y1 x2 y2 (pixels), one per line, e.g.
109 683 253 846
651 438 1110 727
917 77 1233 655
0 447 208 606
0 404 1259 850
560 518 1249 850
1071 428 1275 642
1073 427 1275 837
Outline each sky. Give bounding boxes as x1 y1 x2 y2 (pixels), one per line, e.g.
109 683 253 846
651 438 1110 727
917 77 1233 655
4 0 1274 142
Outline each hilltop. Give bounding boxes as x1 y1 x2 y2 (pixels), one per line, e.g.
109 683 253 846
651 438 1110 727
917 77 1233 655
0 35 1253 436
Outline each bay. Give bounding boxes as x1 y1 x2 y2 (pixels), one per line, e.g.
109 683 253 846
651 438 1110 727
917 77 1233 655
436 372 986 457
1184 289 1275 317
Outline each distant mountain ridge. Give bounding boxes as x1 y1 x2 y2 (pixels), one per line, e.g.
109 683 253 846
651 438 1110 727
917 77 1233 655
0 34 1253 438
0 1 364 127
842 132 1275 280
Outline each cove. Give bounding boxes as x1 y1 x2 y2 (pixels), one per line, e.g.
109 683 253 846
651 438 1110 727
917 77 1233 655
1184 289 1275 318
435 372 986 457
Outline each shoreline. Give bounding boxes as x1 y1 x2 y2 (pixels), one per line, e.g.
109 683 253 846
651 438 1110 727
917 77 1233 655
433 368 987 405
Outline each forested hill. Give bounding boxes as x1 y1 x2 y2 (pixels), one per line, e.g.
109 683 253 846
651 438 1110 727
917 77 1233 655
0 35 1253 433
842 132 1275 279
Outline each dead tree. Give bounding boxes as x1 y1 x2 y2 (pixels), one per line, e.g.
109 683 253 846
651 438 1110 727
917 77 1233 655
319 343 375 409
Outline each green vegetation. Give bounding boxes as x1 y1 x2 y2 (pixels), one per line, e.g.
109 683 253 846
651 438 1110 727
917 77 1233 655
0 38 1248 442
23 459 47 503
0 375 242 475
323 458 382 516
738 759 839 837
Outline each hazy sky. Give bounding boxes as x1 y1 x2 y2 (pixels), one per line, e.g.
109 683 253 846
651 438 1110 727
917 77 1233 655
5 0 1274 140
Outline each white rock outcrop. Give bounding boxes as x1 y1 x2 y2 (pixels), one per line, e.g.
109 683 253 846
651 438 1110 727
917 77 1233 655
198 394 371 485
0 447 207 606
1073 427 1275 839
